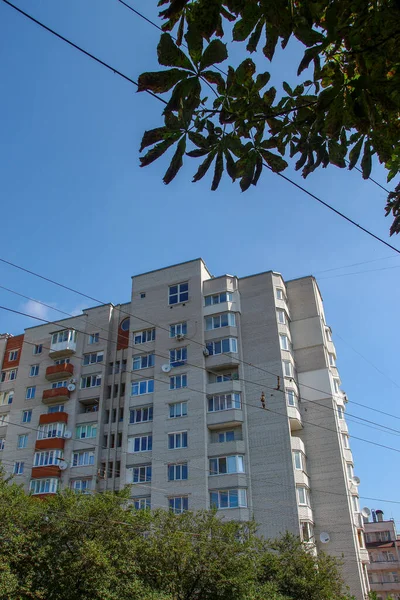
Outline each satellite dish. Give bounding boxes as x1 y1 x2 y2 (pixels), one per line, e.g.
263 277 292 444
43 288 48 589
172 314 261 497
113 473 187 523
162 364 172 373
67 383 76 392
63 430 72 439
58 460 68 471
361 507 371 518
353 476 361 485
320 532 330 544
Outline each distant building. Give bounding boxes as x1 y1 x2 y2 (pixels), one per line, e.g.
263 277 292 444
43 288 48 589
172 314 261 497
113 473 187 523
365 509 400 599
0 259 369 598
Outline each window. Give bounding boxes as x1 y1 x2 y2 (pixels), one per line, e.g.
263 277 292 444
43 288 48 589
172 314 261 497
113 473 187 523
352 495 360 512
170 322 187 338
131 379 154 396
17 434 28 449
293 451 305 471
205 291 233 306
282 361 293 377
83 351 104 365
169 347 187 367
169 374 187 390
297 486 310 506
168 463 188 481
80 374 102 389
169 282 189 305
205 312 236 331
276 288 284 300
48 404 65 413
328 353 336 367
71 479 91 493
168 431 188 449
88 333 99 344
133 328 155 344
131 465 152 483
326 328 332 342
300 521 314 542
0 438 4 451
29 365 39 377
217 430 235 443
37 422 65 439
206 338 237 356
209 455 244 475
208 393 241 412
169 401 187 418
280 335 290 351
13 461 24 475
76 423 97 439
51 380 68 389
286 390 297 407
337 406 345 420
133 353 155 370
120 318 130 331
34 449 63 467
132 497 151 510
0 391 13 405
52 330 76 344
357 529 365 549
333 379 340 393
1 369 18 382
277 309 286 324
54 358 70 365
0 415 8 426
214 372 235 383
33 344 42 355
342 433 349 449
30 478 59 495
22 409 32 423
140 292 146 299
169 496 188 514
72 451 95 467
210 489 247 509
130 406 153 424
128 435 153 453
346 463 354 479
9 350 18 361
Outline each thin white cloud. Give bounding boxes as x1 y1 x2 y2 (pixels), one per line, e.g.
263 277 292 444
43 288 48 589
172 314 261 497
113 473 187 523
22 299 57 322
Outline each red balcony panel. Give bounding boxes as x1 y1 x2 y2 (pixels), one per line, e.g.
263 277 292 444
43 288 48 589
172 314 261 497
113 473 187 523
39 412 68 425
45 363 74 381
31 466 61 479
35 438 65 451
1 334 24 370
42 387 70 404
32 494 57 500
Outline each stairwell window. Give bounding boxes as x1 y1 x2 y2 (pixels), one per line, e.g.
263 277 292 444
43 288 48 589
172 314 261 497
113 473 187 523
26 386 36 400
83 351 104 365
169 282 189 305
72 450 95 467
169 401 187 418
206 338 237 355
205 312 236 330
205 291 233 306
169 374 187 390
131 379 154 396
168 431 188 449
169 496 188 514
133 328 155 344
210 489 247 509
168 463 188 481
81 374 102 389
130 465 152 484
133 353 154 370
297 486 310 506
13 461 24 475
209 455 244 475
169 348 187 367
276 288 284 300
128 435 153 453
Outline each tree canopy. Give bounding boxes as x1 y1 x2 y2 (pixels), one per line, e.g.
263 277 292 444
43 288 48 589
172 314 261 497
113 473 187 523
137 0 400 235
0 472 352 600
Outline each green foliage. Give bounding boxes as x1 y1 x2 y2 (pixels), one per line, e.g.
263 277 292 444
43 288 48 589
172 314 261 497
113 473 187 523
138 0 400 235
0 472 352 600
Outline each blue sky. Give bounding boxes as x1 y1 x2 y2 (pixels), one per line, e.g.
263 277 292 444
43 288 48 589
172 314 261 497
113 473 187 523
1 0 399 524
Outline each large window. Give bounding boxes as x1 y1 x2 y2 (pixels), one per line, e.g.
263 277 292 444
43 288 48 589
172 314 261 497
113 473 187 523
72 451 95 467
205 291 233 306
169 282 189 305
52 381 68 389
30 478 59 495
169 401 187 418
169 374 187 390
29 365 39 377
52 330 76 344
293 451 305 471
297 486 310 506
131 465 152 484
209 455 244 475
169 322 187 338
81 374 102 389
71 479 91 493
34 449 63 467
169 496 188 514
131 379 154 396
76 423 97 439
37 422 65 439
17 434 28 449
205 313 236 330
168 431 188 449
33 344 42 355
13 461 24 475
130 406 153 424
133 353 155 370
132 497 151 510
168 463 188 481
22 409 32 423
206 338 237 356
128 435 153 453
208 393 241 412
1 369 18 382
133 329 155 344
169 347 187 367
83 351 104 365
210 489 247 509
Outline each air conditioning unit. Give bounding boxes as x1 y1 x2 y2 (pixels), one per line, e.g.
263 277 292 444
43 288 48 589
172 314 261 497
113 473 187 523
203 348 210 357
176 334 185 341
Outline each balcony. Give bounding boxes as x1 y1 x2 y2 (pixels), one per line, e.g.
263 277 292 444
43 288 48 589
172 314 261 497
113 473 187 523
39 412 68 425
31 465 61 479
49 331 77 358
42 387 70 404
207 409 244 429
45 362 74 381
287 405 303 431
35 437 65 451
369 582 400 593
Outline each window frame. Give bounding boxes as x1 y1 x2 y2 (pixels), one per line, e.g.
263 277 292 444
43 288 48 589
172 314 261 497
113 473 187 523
209 488 247 509
168 431 188 450
131 464 152 484
72 450 95 467
286 389 297 407
204 291 233 306
133 328 156 345
277 309 286 324
26 386 36 400
168 496 189 514
282 360 294 377
75 423 97 440
297 486 310 506
169 347 187 367
33 449 63 467
209 455 245 475
205 312 236 331
205 337 238 356
129 406 153 424
17 434 28 449
80 374 102 389
169 401 188 418
168 281 189 305
128 434 153 453
293 450 305 471
83 351 104 366
131 379 154 396
132 352 155 371
208 393 241 412
169 322 187 338
168 462 188 481
29 478 59 495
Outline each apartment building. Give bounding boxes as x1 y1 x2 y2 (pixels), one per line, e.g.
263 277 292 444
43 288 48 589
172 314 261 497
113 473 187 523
0 258 369 599
365 510 400 599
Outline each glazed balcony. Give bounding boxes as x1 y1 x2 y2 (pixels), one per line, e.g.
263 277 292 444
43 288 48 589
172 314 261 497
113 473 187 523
42 387 70 404
31 465 61 479
49 330 77 358
45 362 74 382
39 412 68 425
35 437 65 451
288 405 303 431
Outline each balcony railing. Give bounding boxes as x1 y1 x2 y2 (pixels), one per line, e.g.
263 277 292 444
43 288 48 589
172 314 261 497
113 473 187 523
42 387 70 404
45 363 74 381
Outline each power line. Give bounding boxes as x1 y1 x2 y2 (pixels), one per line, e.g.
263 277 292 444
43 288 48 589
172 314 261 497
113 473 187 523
318 264 400 280
2 0 399 256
